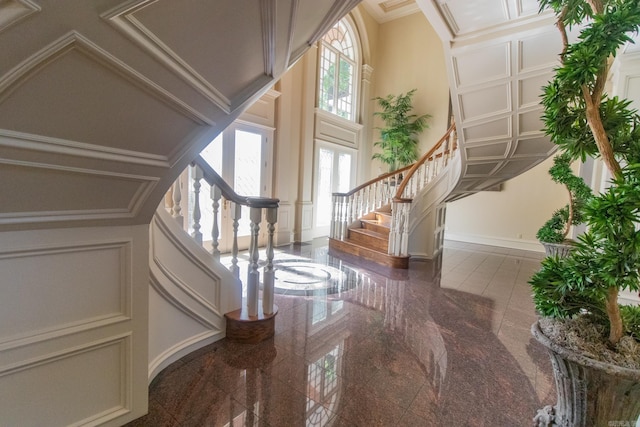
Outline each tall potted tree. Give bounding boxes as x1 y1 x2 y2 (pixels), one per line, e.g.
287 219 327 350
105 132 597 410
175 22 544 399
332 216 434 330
529 0 640 425
372 89 430 172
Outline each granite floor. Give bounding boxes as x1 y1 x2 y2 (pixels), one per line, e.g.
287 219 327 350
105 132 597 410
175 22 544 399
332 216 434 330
127 239 555 426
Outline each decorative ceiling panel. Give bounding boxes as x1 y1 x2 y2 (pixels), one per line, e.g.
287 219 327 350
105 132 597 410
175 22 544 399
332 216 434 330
452 42 510 87
464 162 501 176
361 0 420 23
437 0 509 36
495 158 542 176
518 109 544 135
512 0 539 18
518 72 552 108
106 0 267 111
458 83 510 122
462 117 511 143
518 30 562 73
511 136 556 157
465 141 510 160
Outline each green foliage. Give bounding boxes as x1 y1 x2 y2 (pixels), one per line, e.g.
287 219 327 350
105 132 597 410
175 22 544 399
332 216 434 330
530 255 607 319
319 60 353 119
372 89 430 171
536 206 570 243
530 0 640 345
536 153 593 243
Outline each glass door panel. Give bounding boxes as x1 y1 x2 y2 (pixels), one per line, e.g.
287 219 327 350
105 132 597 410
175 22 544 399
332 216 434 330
316 148 334 229
314 143 355 237
234 129 263 237
192 125 269 253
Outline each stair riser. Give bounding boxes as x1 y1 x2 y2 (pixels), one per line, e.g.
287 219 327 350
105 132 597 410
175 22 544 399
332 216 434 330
328 238 409 269
375 213 392 227
348 232 388 252
361 221 390 235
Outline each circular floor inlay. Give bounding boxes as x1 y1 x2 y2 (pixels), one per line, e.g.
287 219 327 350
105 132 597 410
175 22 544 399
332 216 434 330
273 260 354 295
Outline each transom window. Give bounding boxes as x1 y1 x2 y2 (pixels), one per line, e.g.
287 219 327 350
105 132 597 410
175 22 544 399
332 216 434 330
318 19 358 121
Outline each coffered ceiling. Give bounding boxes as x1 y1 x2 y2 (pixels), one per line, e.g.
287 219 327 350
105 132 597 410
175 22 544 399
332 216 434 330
362 0 421 23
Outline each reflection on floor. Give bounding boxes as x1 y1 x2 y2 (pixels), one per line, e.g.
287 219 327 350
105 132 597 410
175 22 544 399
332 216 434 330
127 239 554 426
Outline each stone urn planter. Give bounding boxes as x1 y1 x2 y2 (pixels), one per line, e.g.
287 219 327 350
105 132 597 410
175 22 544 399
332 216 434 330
531 321 640 427
540 241 575 258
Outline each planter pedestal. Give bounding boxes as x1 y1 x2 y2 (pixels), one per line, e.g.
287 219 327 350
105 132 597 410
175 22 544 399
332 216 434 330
532 321 640 427
541 241 575 258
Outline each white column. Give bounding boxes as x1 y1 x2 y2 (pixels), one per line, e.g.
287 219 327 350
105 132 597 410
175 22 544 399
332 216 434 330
295 45 318 242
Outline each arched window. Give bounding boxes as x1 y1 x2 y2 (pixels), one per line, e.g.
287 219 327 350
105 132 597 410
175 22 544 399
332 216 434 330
318 19 358 121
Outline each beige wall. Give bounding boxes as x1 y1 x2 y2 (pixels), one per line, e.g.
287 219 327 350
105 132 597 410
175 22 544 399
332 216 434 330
445 157 569 251
372 12 450 176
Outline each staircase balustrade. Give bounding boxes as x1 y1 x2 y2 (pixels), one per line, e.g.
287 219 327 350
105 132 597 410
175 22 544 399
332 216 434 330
165 155 280 319
330 123 457 259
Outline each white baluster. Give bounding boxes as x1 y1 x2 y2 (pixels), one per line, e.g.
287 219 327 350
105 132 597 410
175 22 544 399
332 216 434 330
332 196 340 239
210 185 221 260
230 202 241 280
191 165 203 245
246 207 262 317
263 207 277 315
340 196 348 240
172 179 183 228
164 185 174 212
349 194 356 225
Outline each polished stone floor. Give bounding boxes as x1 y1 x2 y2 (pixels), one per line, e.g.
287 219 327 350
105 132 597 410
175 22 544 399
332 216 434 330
127 239 555 426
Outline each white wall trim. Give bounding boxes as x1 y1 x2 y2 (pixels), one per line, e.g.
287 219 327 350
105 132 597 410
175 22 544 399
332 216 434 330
445 231 544 252
148 330 224 382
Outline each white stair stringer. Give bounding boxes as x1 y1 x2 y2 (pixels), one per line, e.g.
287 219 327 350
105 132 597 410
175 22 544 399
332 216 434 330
148 207 241 380
407 152 462 259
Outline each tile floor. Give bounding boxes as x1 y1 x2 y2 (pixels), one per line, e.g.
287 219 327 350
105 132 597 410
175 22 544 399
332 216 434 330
126 239 555 426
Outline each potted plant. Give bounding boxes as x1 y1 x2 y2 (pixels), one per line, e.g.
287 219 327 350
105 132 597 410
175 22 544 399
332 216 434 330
372 89 430 173
529 0 640 425
536 152 592 257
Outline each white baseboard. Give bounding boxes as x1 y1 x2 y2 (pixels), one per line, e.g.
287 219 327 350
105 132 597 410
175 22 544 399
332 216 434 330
445 232 544 253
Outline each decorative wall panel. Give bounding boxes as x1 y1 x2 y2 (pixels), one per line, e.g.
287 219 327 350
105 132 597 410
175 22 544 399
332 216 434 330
0 240 130 343
0 0 39 33
0 33 208 159
0 336 130 426
0 162 157 224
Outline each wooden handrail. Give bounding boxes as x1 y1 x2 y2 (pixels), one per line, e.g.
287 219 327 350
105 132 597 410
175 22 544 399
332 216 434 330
393 123 457 201
192 155 279 209
333 163 414 197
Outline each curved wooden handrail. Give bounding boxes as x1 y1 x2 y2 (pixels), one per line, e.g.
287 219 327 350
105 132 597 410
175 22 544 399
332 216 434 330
393 123 457 201
333 164 414 198
192 155 279 209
